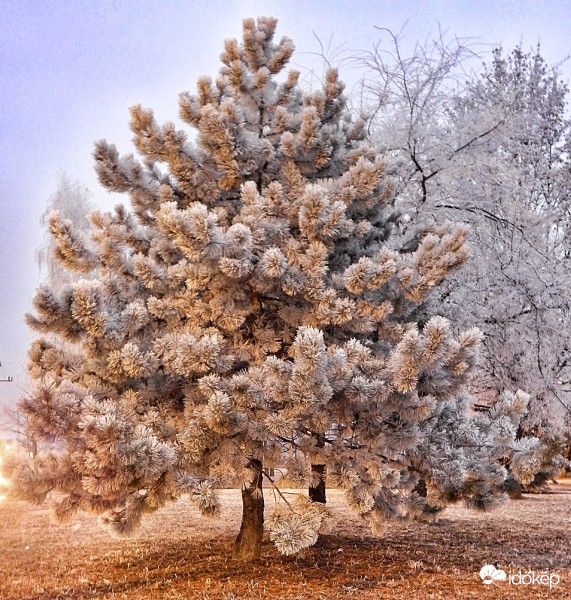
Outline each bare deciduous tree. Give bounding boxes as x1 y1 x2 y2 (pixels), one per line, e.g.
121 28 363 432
359 31 571 435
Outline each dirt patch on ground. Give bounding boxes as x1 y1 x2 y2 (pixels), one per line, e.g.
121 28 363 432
1 481 570 599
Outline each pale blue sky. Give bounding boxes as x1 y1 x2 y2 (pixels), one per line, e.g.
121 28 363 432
1 0 570 413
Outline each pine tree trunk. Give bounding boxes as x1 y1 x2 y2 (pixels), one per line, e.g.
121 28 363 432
309 463 326 503
309 433 326 503
232 458 264 561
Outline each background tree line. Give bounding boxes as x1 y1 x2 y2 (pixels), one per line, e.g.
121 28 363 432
353 30 571 438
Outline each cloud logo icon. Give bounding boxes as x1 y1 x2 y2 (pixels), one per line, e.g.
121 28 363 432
480 564 507 585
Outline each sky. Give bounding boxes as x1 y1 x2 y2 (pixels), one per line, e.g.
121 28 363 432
1 0 570 416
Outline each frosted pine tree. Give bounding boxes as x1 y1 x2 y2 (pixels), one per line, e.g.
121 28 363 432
12 17 546 560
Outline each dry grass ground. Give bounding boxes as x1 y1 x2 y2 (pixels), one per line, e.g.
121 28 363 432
1 481 570 599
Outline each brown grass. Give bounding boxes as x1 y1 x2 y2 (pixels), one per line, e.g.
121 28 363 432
1 481 570 599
